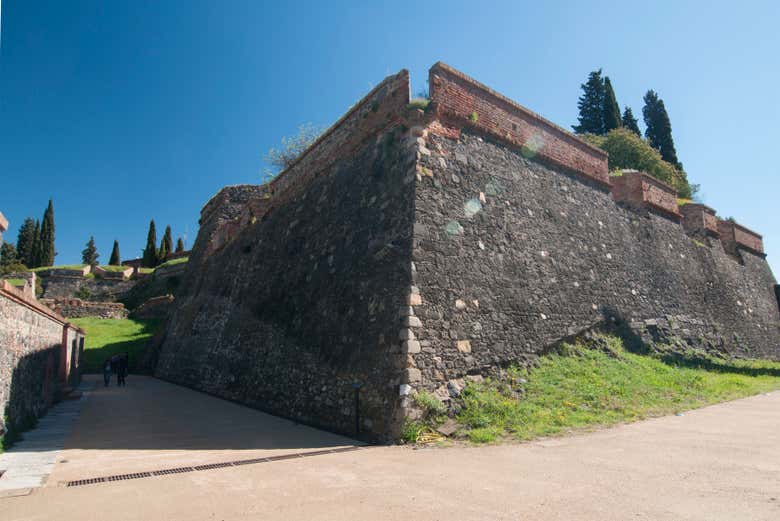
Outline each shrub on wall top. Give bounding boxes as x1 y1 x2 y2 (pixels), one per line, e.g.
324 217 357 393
582 128 692 198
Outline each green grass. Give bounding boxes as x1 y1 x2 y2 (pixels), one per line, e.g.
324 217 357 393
70 317 161 373
155 256 188 269
457 335 780 443
4 278 26 286
30 264 87 272
138 267 155 274
99 264 130 272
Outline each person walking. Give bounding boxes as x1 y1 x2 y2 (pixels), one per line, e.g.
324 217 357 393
117 352 128 387
103 358 112 387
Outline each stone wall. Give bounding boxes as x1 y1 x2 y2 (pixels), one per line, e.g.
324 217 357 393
40 298 128 319
41 274 136 301
408 131 779 408
155 62 780 441
156 125 417 441
0 282 84 437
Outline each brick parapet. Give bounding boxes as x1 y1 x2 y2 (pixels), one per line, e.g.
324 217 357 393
428 62 610 188
680 203 720 238
193 62 767 262
718 219 765 256
611 170 682 222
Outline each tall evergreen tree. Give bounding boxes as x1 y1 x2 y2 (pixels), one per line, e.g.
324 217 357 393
642 90 682 169
602 77 622 133
622 106 641 135
15 218 36 268
175 237 185 253
30 220 42 268
81 236 100 267
109 240 121 266
0 242 19 267
142 220 158 268
573 69 605 135
39 199 56 266
159 225 173 262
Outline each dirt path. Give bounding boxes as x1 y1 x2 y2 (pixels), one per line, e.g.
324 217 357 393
2 375 778 520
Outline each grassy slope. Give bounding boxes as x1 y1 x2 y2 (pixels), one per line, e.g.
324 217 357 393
456 336 780 443
30 264 86 272
70 317 160 373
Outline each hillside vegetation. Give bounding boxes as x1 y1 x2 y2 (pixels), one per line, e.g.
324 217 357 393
71 317 161 373
406 335 780 444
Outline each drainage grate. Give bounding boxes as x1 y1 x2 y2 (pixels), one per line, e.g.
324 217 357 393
67 477 106 487
229 457 268 466
151 467 194 476
107 472 151 482
64 446 364 487
193 462 235 471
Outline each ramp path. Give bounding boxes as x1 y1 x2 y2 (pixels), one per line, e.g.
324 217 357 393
1 377 779 520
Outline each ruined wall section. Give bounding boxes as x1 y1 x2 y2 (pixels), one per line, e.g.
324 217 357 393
409 131 779 400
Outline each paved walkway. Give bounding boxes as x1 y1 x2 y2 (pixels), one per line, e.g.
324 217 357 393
0 381 94 493
2 376 779 520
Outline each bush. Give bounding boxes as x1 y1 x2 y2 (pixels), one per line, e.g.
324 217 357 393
264 123 323 176
582 128 692 198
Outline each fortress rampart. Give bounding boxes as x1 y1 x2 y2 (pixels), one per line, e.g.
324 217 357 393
156 63 779 441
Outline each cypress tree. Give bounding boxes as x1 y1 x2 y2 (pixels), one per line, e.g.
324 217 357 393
81 236 100 267
573 69 605 135
175 237 185 253
159 226 173 262
643 90 682 169
0 242 19 267
39 199 56 266
602 77 622 133
30 220 41 268
142 220 158 268
15 218 36 268
109 240 121 266
622 106 641 136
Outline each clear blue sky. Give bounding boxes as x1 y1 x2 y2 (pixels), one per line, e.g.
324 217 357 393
1 1 778 275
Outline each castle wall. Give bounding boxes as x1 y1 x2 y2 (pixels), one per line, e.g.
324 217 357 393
408 131 780 400
155 127 417 441
0 282 84 437
154 62 780 440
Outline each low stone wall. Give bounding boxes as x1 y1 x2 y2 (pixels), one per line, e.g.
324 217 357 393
0 282 84 437
41 274 136 301
41 298 128 319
